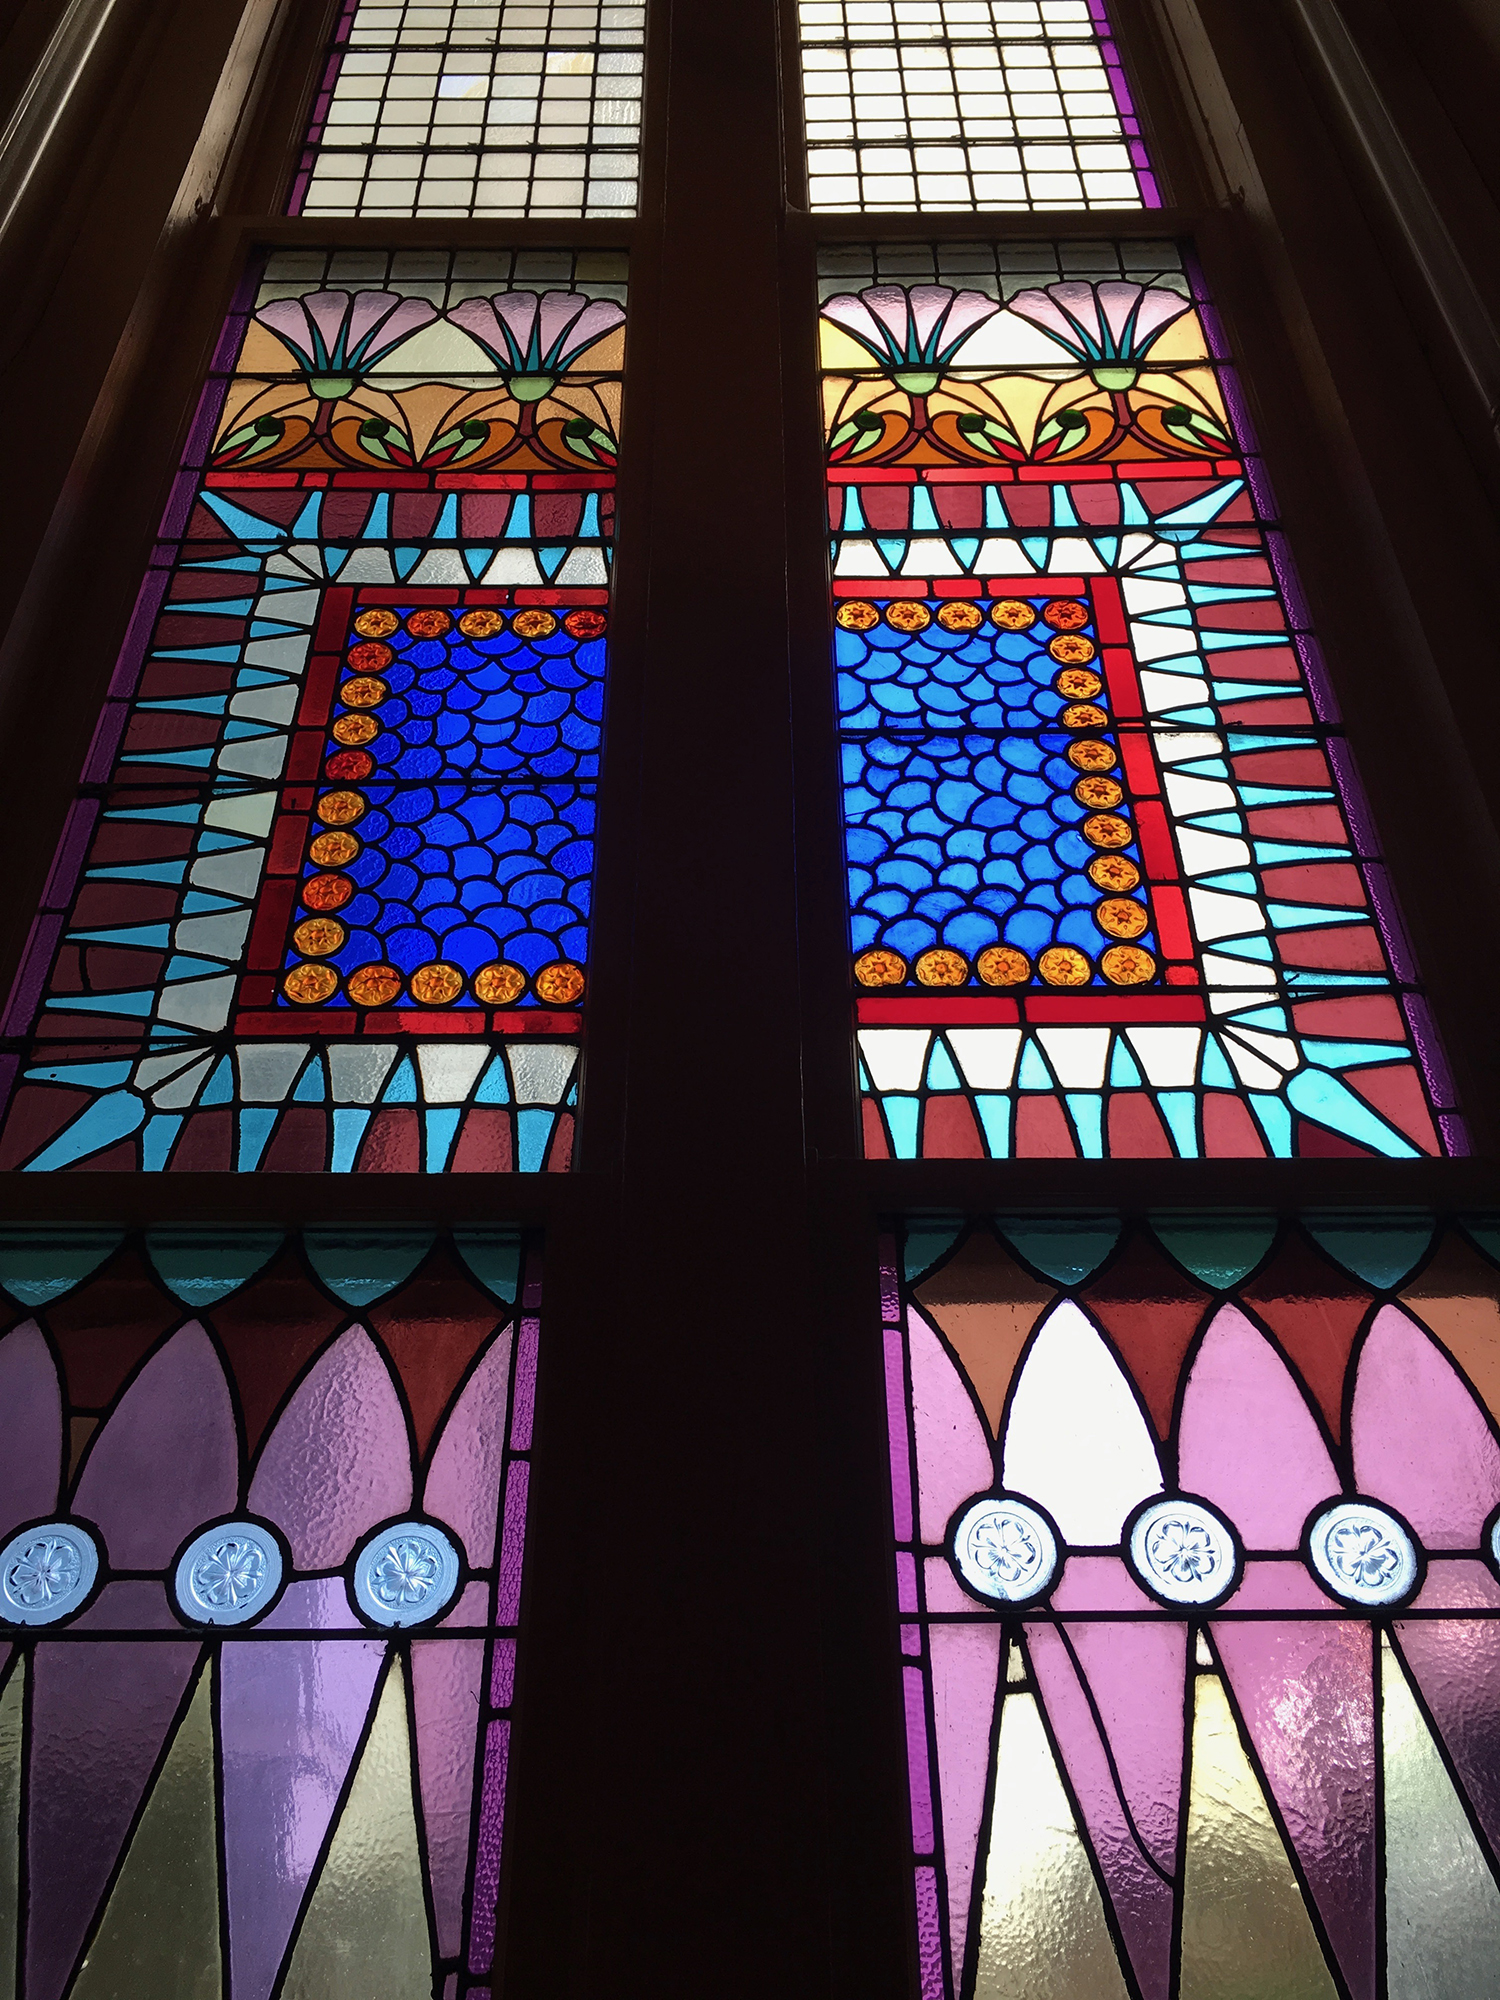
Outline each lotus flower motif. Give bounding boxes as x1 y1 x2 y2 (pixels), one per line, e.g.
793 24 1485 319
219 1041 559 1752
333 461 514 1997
448 290 626 402
254 289 440 399
1005 280 1193 390
821 284 1002 394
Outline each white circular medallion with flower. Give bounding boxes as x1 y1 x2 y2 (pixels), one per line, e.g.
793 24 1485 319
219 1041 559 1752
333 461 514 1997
1128 1498 1239 1607
0 1522 100 1627
1307 1500 1419 1607
351 1520 462 1630
174 1522 284 1628
950 1496 1060 1605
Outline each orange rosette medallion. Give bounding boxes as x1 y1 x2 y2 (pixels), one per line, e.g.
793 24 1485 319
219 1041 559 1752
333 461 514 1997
534 961 585 1006
976 944 1030 987
914 947 968 988
855 948 907 988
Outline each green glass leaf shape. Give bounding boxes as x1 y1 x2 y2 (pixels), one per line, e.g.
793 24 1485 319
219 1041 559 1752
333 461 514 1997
146 1229 285 1305
998 1216 1120 1287
1305 1214 1434 1290
452 1229 523 1305
0 1228 123 1306
903 1225 964 1284
1151 1213 1278 1289
304 1229 436 1307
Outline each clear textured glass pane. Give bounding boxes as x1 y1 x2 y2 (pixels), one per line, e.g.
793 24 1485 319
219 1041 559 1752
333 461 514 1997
797 0 1155 212
290 0 643 218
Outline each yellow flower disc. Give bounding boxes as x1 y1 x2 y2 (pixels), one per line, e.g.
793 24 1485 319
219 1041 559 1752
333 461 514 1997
409 961 465 1006
1061 703 1108 732
283 962 339 1005
1087 853 1141 893
837 600 880 631
458 608 505 638
1097 897 1150 940
292 916 346 957
1038 945 1092 987
316 789 367 827
1101 945 1157 986
1054 666 1103 700
353 609 399 640
1068 738 1118 774
512 608 559 640
885 600 932 633
990 598 1036 631
975 944 1031 987
347 963 403 1008
1048 632 1097 665
1082 811 1133 849
535 961 586 1005
473 962 527 1006
309 829 360 868
1074 774 1124 809
914 947 968 987
1043 598 1090 632
339 675 388 709
936 600 983 632
854 948 907 988
332 712 379 747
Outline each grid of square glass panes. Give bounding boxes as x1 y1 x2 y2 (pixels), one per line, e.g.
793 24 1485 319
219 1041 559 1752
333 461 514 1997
298 1 644 218
798 0 1144 211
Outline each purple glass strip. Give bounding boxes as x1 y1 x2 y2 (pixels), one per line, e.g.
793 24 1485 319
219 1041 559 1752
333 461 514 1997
523 1259 544 1315
490 1636 517 1710
158 466 204 549
467 1720 511 1974
914 1866 946 2000
38 812 96 909
509 1316 538 1450
879 1238 901 1322
1403 993 1460 1111
1360 861 1418 983
1325 737 1380 857
1440 1112 1472 1155
106 566 173 701
0 1055 19 1126
896 1549 919 1614
495 1460 530 1625
1291 633 1340 727
902 1623 922 1657
884 1324 914 1543
81 700 130 785
904 1665 935 1854
0 915 64 1038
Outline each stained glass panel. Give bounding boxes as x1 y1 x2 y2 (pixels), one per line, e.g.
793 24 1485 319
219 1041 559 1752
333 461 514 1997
884 1214 1500 2000
798 2 1156 214
292 1 644 219
0 249 626 1172
821 240 1462 1158
0 1225 538 2000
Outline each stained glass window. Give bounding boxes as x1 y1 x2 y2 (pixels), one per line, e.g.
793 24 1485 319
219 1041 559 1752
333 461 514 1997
0 1224 537 2000
822 239 1463 1159
0 249 626 1173
885 1213 1500 2000
292 1 644 219
798 2 1155 214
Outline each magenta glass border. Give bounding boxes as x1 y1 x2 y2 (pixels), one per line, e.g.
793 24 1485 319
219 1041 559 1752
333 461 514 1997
1084 0 1161 207
287 0 358 215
